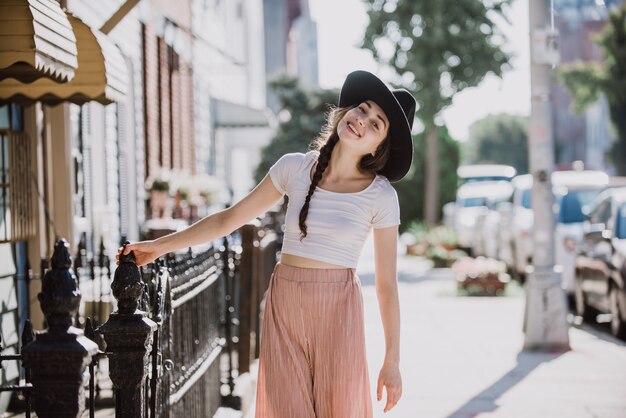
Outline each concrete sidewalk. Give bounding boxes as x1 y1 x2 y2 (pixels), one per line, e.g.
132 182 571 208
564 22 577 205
242 250 626 418
360 256 626 418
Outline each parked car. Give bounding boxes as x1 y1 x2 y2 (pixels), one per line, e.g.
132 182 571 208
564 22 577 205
495 199 515 267
553 170 610 297
474 182 514 258
575 187 626 340
502 171 609 285
453 182 489 251
457 164 517 184
453 165 516 253
500 174 533 278
453 181 511 253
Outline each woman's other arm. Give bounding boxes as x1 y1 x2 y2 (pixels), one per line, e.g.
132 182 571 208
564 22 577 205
119 174 282 266
373 225 402 413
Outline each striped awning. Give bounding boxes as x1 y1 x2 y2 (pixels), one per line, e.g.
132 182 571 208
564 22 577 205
0 14 128 105
0 0 78 83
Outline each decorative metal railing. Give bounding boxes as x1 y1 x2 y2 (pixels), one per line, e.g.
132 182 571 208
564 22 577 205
0 214 282 418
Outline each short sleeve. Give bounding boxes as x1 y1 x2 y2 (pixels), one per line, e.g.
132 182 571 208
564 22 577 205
372 182 400 229
268 153 305 195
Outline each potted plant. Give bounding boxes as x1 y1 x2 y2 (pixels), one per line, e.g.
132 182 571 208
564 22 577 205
146 172 172 219
452 256 510 296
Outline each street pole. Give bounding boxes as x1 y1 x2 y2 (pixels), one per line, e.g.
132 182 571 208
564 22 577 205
523 0 570 351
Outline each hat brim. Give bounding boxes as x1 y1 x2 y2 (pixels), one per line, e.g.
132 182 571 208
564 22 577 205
338 71 413 182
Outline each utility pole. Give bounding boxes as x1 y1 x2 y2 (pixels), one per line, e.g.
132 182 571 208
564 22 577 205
523 0 570 351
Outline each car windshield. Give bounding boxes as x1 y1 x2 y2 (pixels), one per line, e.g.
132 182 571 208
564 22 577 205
463 176 512 184
617 204 626 239
558 189 602 224
458 197 486 207
521 189 531 209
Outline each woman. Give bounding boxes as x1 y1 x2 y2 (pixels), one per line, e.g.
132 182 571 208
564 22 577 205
118 70 416 417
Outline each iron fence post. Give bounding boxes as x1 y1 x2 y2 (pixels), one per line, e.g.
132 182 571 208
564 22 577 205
21 239 98 418
237 223 256 374
221 236 241 409
100 242 157 418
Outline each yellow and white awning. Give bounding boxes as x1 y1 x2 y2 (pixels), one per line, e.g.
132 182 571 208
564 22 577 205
0 0 78 83
0 14 128 105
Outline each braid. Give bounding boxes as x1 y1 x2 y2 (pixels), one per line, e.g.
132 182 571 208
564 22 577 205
298 134 338 240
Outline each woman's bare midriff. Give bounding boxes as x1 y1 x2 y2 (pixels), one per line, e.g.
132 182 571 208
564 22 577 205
280 253 348 269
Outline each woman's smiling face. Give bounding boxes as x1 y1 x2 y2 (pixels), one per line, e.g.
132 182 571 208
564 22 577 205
337 100 390 157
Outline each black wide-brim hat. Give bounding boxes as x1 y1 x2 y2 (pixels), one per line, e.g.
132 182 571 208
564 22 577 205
338 70 416 182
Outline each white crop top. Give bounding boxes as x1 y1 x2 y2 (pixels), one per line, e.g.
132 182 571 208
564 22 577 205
268 151 400 268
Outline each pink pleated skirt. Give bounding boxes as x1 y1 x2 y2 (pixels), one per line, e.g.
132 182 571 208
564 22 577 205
255 262 372 418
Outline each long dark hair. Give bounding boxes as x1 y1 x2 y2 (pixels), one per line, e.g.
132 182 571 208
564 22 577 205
298 105 392 239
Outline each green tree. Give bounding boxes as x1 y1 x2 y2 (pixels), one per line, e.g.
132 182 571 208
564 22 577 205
395 127 460 231
465 114 529 173
362 0 511 225
254 76 338 182
557 6 626 175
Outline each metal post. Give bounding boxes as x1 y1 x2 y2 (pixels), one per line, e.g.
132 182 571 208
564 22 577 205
221 236 241 409
524 0 570 350
238 224 255 374
85 318 98 418
22 239 99 418
99 242 157 418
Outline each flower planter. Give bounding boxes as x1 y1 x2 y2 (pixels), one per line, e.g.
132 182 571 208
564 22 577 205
457 274 507 296
452 257 509 296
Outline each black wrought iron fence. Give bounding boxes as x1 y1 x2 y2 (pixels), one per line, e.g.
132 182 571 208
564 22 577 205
0 214 282 418
73 235 113 328
148 245 225 418
0 321 33 417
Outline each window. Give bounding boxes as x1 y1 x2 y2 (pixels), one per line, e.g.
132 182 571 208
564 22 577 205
558 189 602 224
521 188 532 209
616 204 626 239
0 104 34 242
458 197 486 208
589 199 611 226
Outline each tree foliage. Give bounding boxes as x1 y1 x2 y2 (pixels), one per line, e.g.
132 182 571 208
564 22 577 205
361 0 511 120
464 114 529 174
557 6 626 175
395 127 460 231
361 0 512 224
254 76 338 183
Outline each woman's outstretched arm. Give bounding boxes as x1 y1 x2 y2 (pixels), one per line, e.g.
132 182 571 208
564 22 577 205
119 174 282 266
373 225 402 413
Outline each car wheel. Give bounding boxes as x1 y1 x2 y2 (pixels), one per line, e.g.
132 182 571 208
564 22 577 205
575 283 596 322
609 286 626 340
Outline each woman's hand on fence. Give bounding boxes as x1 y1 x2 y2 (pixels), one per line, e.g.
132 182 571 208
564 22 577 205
377 361 402 413
116 241 161 267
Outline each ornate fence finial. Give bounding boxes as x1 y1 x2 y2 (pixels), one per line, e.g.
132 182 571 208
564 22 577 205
38 239 81 334
22 239 98 418
100 241 157 417
111 241 145 315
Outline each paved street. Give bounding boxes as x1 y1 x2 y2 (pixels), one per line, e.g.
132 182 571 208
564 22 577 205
357 239 626 418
